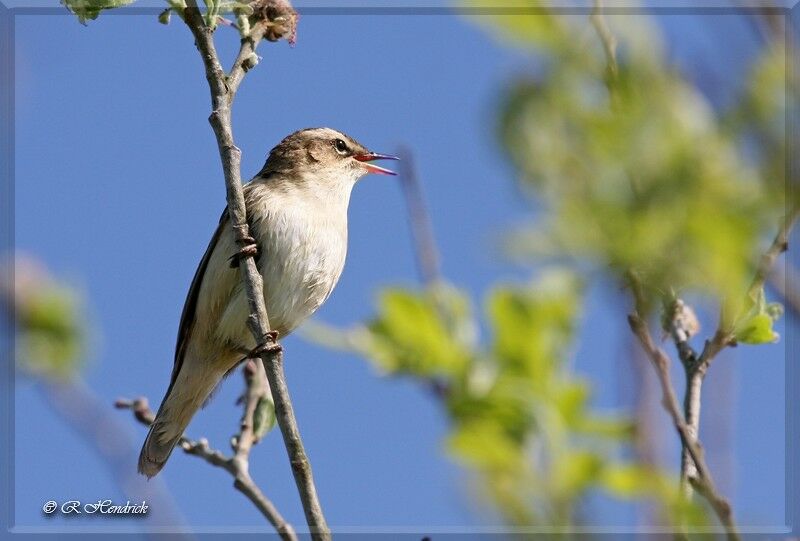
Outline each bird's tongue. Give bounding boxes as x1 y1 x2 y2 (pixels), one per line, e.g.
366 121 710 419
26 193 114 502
354 152 399 176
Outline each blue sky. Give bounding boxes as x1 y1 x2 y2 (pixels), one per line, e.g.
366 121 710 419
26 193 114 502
10 4 792 535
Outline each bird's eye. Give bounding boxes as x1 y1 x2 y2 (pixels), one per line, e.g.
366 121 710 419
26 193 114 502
334 139 348 154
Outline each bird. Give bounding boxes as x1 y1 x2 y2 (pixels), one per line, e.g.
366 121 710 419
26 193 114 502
138 127 398 477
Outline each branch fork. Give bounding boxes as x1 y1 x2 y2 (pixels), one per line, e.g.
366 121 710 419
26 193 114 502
626 208 798 540
116 360 297 540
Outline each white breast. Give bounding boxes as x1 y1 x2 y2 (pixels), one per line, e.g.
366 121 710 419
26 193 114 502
258 197 348 334
215 178 350 347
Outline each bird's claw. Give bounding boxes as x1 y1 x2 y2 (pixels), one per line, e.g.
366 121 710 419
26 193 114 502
229 236 259 268
249 331 282 357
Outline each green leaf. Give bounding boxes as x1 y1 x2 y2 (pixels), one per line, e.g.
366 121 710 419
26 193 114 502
488 270 581 381
252 393 276 440
158 8 172 25
364 287 473 377
734 313 779 344
733 286 783 344
61 0 135 24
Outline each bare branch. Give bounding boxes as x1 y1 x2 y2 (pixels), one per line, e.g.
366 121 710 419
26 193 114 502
664 298 701 367
115 366 297 541
662 296 707 498
397 147 441 287
626 275 739 540
626 311 739 541
179 3 329 538
746 206 800 303
226 22 267 96
688 476 736 530
626 307 711 484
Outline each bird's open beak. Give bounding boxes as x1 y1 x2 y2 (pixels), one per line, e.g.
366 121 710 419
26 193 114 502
354 152 400 176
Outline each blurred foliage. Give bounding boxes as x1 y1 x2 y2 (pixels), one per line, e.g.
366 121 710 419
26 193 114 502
16 285 85 378
728 42 795 198
490 10 787 314
307 274 704 527
3 257 87 380
474 4 790 520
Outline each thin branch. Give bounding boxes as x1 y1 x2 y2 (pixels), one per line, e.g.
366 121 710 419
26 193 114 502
397 147 442 287
680 368 704 498
662 297 705 499
227 22 267 96
626 291 714 485
664 298 701 367
626 310 739 541
590 0 619 84
688 476 736 534
180 3 329 539
115 363 297 541
746 206 800 304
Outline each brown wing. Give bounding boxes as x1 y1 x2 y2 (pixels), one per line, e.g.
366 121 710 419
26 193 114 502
166 209 229 398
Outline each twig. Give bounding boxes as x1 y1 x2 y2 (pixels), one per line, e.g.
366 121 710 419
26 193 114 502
680 366 704 499
627 276 739 541
180 3 329 538
226 23 267 96
590 0 618 84
397 147 442 286
746 206 800 304
662 297 705 500
626 310 739 541
115 362 297 541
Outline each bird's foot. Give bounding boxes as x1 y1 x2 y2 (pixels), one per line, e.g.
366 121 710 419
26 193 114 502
229 236 258 268
249 331 282 357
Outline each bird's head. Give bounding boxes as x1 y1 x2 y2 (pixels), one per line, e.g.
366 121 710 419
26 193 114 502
258 127 398 187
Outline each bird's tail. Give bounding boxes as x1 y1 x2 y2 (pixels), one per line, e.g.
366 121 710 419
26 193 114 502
138 362 226 478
